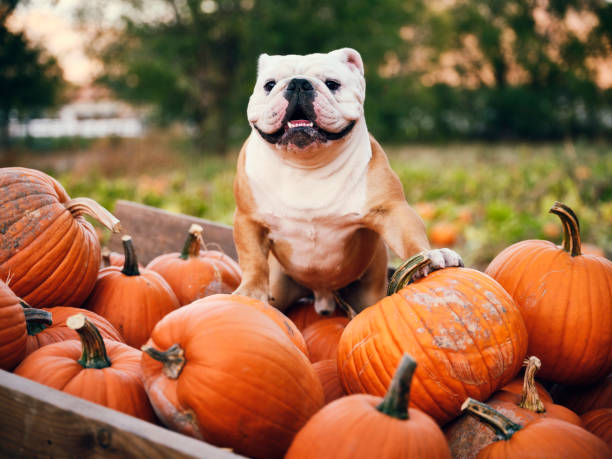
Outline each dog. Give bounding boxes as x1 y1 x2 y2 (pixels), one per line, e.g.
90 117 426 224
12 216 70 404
233 48 463 315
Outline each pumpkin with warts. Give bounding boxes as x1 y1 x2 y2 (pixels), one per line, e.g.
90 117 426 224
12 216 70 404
461 398 611 458
485 202 612 385
140 295 324 459
146 224 241 305
286 354 451 459
337 253 528 425
14 313 156 422
0 167 120 307
84 235 180 349
445 356 583 458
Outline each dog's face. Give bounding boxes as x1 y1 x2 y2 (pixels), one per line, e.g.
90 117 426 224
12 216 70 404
247 48 366 152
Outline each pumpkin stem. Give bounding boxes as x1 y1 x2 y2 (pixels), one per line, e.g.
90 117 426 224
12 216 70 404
23 307 52 335
519 356 546 413
462 398 523 440
64 197 121 233
141 344 185 379
376 354 417 420
387 253 431 295
101 248 112 267
180 224 204 260
67 313 112 369
120 235 140 276
549 202 581 257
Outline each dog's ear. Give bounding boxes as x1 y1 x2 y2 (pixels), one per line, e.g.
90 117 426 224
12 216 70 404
257 53 271 75
331 48 364 76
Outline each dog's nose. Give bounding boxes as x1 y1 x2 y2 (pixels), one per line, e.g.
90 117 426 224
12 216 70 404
287 78 314 92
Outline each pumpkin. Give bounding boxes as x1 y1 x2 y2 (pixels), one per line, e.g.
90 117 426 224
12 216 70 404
24 306 124 357
140 294 324 459
146 224 241 305
581 409 612 448
14 314 155 422
286 297 346 332
445 357 582 458
286 354 451 459
461 398 611 458
337 253 528 424
485 202 612 385
101 248 125 267
84 235 180 348
302 317 349 363
313 359 345 404
551 374 612 414
0 167 120 307
428 221 459 247
0 279 51 370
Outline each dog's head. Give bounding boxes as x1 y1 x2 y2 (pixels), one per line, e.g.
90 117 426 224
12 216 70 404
247 48 366 152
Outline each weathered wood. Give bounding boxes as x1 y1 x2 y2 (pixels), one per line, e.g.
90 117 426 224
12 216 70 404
0 369 242 458
108 200 237 264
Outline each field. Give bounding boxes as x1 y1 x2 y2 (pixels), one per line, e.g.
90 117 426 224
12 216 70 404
5 132 612 269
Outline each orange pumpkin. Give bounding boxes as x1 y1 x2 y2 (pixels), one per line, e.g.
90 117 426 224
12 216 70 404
146 224 241 305
0 168 120 307
302 317 349 363
337 253 528 425
313 359 345 404
14 314 155 422
581 409 612 448
0 280 51 370
286 297 346 332
551 374 612 414
286 354 451 459
24 306 124 357
428 221 459 247
85 235 180 348
461 398 611 458
485 202 612 384
141 295 324 459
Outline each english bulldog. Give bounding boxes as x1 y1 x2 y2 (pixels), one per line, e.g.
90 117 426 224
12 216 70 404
233 48 463 314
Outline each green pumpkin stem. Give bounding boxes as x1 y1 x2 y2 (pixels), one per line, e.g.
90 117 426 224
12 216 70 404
519 356 546 413
387 253 431 295
121 235 140 276
180 224 204 260
23 307 53 335
549 202 581 257
67 313 112 369
64 197 121 233
141 343 185 379
376 354 417 420
462 398 523 440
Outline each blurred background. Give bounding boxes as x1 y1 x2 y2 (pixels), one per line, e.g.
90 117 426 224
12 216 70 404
1 0 611 268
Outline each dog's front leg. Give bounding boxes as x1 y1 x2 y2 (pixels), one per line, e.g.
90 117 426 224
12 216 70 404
232 210 271 303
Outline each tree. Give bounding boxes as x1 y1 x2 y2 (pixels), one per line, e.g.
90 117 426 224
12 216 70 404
0 0 65 148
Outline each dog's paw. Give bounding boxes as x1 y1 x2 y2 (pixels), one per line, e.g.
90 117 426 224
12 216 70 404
233 285 270 304
413 248 464 280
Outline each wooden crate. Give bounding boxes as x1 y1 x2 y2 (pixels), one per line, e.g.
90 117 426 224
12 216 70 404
0 201 244 458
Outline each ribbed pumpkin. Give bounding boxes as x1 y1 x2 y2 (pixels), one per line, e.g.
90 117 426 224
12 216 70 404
0 279 51 370
140 295 324 459
461 398 611 458
581 409 612 448
313 359 345 404
286 354 451 459
14 314 156 422
0 167 120 307
551 374 612 414
24 306 124 357
337 253 528 425
445 357 582 458
146 224 241 305
485 202 612 385
303 317 349 363
84 235 180 348
286 297 346 332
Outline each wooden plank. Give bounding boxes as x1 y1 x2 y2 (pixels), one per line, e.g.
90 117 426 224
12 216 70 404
107 200 237 264
0 370 243 458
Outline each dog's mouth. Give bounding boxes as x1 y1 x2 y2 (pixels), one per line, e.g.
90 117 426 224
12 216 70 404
256 105 355 148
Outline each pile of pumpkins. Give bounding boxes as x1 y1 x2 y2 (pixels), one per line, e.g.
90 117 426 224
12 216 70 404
1 167 611 458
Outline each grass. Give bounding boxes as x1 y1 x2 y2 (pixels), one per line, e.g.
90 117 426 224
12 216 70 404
6 131 611 269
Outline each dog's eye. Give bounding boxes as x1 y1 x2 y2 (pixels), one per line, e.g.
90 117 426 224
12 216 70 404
325 80 340 91
264 80 276 92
